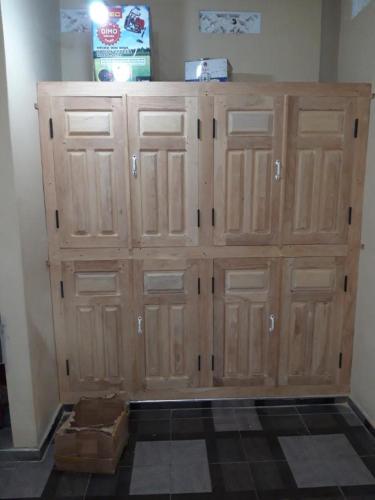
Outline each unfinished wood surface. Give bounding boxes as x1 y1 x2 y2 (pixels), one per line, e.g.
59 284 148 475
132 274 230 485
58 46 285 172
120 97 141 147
213 258 280 387
62 260 133 393
279 257 345 386
214 96 283 245
283 97 355 245
128 96 199 247
51 97 129 248
133 259 201 390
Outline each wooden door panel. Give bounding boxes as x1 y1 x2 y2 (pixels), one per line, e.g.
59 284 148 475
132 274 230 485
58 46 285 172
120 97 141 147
279 257 345 386
128 97 199 247
52 97 128 248
62 261 132 393
134 260 200 390
214 96 283 245
213 258 279 386
283 97 354 244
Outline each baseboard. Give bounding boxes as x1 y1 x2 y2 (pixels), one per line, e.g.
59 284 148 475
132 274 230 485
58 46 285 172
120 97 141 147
348 398 375 439
0 404 64 462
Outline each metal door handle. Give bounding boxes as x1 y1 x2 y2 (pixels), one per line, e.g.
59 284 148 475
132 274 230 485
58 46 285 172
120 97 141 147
132 155 137 177
269 314 275 333
274 160 281 181
137 316 143 336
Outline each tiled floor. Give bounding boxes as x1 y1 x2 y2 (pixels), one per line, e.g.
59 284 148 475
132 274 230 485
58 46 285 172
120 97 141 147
1 400 375 499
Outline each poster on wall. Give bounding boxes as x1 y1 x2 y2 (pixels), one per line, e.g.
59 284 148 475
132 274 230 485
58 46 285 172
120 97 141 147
199 11 261 34
93 6 151 82
60 9 91 33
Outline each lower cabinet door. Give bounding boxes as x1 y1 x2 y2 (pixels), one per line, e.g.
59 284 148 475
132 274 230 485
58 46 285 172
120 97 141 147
134 259 201 391
279 257 345 386
213 258 280 387
62 260 132 394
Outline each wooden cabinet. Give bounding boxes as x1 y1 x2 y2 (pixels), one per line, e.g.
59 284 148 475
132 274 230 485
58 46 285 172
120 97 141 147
279 257 345 386
62 260 132 393
133 259 201 390
283 97 354 244
213 259 280 387
38 83 371 402
51 97 129 248
214 95 284 245
128 96 199 247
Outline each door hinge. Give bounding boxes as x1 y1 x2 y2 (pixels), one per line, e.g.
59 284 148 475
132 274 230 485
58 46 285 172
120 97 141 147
211 355 215 371
197 118 201 140
60 281 64 298
198 355 201 371
212 277 215 294
66 359 70 376
212 208 215 227
55 210 60 229
339 352 343 369
198 278 201 295
344 275 348 292
49 118 54 139
348 207 352 225
197 209 201 228
213 118 217 139
354 118 359 138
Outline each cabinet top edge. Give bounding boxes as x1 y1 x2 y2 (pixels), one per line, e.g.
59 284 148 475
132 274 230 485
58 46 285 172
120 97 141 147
37 81 372 99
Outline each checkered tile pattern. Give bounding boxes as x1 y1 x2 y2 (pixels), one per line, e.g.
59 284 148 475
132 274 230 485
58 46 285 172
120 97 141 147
2 400 375 499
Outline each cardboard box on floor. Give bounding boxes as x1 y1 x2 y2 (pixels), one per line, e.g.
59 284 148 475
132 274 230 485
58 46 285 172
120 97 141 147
55 395 128 474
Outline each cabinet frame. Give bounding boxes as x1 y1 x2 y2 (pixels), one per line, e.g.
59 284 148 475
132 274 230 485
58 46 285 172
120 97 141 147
39 82 371 403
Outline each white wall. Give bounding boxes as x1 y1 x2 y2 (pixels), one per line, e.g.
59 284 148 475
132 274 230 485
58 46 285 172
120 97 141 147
0 0 61 447
60 0 322 82
338 0 375 424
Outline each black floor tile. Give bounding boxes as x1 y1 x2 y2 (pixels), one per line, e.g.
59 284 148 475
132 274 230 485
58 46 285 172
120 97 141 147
171 409 213 419
250 460 297 491
297 405 352 415
362 455 375 475
130 400 213 410
344 427 375 456
119 435 136 466
129 419 171 440
241 433 286 462
41 469 89 499
259 415 308 435
302 413 361 434
129 409 171 421
206 432 246 463
341 484 375 499
258 487 344 499
171 417 215 439
85 471 119 499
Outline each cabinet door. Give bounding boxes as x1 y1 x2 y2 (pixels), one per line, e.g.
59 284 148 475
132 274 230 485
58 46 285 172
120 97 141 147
214 95 284 245
213 259 280 386
52 97 128 248
134 260 200 390
279 257 345 386
283 97 354 244
128 97 199 247
62 260 132 393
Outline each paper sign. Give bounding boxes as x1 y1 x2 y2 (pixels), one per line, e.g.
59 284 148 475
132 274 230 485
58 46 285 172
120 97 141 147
200 11 261 34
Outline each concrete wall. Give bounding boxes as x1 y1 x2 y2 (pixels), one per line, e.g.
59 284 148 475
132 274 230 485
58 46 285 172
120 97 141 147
60 0 323 82
338 0 375 424
0 0 61 447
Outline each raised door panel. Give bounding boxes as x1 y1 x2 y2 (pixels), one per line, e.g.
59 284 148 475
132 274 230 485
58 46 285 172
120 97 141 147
213 258 280 386
279 257 345 386
283 97 354 244
52 97 129 248
134 260 200 390
128 97 199 247
214 95 283 245
62 260 132 393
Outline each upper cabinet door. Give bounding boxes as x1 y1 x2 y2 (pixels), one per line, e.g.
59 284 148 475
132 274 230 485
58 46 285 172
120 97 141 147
283 97 354 244
52 97 129 248
213 95 284 246
213 258 280 387
128 97 199 247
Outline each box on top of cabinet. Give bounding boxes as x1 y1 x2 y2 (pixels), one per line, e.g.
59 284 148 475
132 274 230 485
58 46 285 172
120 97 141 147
185 58 231 82
93 5 151 82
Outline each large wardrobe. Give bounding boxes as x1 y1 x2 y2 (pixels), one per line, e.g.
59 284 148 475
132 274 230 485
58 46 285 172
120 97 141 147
37 82 371 402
